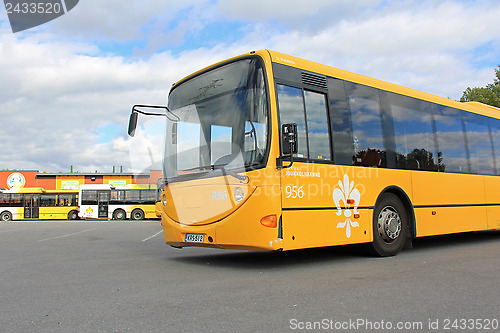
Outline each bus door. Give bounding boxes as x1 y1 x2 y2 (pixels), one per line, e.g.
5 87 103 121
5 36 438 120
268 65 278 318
98 191 110 218
24 194 40 219
278 85 337 249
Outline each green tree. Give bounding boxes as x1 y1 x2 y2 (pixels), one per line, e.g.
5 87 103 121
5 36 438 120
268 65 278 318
460 65 500 108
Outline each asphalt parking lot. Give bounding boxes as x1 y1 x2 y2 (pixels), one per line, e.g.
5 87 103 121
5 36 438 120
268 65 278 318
0 221 498 332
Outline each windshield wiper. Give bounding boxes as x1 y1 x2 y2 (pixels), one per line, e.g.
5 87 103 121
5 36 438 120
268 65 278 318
180 164 247 182
181 165 214 172
214 164 247 182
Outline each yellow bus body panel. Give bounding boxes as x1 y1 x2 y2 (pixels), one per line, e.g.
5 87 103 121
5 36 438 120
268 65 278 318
133 205 157 219
155 202 162 217
412 172 488 236
162 183 282 251
485 175 500 229
39 206 77 220
280 164 412 250
163 179 255 225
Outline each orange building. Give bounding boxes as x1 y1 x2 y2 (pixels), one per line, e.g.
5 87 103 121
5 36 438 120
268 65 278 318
0 170 162 191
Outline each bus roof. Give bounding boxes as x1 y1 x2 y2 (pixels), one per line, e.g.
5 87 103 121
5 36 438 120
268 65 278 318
0 187 46 193
267 50 500 119
78 184 156 190
464 101 500 112
170 50 499 120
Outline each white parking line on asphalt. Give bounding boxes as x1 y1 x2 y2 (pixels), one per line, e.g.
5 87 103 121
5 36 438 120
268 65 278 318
142 230 163 242
0 228 26 234
37 228 96 242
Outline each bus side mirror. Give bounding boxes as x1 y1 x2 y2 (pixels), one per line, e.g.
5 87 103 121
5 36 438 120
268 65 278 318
282 123 298 155
128 112 138 137
280 123 297 169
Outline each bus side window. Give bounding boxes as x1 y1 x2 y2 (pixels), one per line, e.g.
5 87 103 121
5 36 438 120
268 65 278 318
464 113 495 175
346 82 387 167
11 194 22 206
489 118 500 176
388 93 438 171
328 78 353 166
82 190 98 205
304 90 331 160
277 84 308 158
41 194 57 207
433 106 469 173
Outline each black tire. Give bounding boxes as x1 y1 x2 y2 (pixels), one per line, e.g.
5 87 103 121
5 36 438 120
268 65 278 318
1 211 12 222
67 210 79 220
113 209 126 220
130 209 145 220
367 193 407 257
130 208 144 220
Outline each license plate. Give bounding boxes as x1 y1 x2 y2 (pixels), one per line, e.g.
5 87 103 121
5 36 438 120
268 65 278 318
185 233 204 243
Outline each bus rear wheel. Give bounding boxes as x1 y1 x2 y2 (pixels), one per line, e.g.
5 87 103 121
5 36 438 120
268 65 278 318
113 209 126 220
1 211 12 221
131 209 145 220
67 210 79 220
368 193 407 257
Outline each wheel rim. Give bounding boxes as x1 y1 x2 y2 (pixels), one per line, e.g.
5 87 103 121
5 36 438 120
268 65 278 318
133 211 142 220
115 211 125 219
377 206 402 243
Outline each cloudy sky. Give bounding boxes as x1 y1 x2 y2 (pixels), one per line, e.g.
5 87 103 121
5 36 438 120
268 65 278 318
1 0 499 174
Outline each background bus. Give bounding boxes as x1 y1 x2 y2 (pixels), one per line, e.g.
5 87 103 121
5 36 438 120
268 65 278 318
129 50 500 256
78 184 158 220
0 188 79 221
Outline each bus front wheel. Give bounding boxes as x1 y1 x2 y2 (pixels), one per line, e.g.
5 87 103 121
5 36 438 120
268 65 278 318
1 211 12 221
131 209 145 220
368 193 407 257
113 209 126 220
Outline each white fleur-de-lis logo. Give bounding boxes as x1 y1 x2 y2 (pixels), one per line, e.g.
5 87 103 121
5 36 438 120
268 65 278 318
333 174 361 238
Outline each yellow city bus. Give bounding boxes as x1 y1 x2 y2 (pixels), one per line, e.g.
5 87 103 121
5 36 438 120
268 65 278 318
78 184 158 220
0 187 79 221
128 50 500 256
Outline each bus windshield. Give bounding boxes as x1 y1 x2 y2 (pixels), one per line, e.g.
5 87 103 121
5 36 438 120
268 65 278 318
164 58 268 180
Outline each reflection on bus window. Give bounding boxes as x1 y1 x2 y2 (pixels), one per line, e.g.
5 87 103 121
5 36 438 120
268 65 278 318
465 113 495 175
277 84 308 158
347 82 386 167
177 122 201 171
434 106 469 173
165 58 269 180
211 125 233 164
304 90 331 160
389 93 438 171
489 118 500 175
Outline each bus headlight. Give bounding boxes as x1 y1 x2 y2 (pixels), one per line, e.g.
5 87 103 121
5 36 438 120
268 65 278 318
234 187 244 202
161 194 167 206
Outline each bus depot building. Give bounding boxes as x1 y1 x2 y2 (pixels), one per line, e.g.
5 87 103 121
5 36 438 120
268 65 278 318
0 170 162 191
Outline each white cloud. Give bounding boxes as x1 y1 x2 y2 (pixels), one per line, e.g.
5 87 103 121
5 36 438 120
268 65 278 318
216 0 380 25
228 0 500 98
51 0 211 41
0 40 207 173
